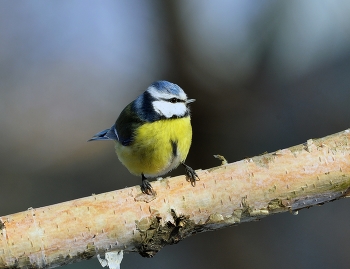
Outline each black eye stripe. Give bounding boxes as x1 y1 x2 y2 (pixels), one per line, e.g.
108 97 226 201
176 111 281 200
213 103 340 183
161 97 185 103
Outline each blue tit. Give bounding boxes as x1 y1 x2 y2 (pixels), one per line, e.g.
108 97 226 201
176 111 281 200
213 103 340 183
89 81 199 195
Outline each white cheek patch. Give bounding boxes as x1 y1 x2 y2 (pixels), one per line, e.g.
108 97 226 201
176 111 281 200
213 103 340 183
152 100 187 118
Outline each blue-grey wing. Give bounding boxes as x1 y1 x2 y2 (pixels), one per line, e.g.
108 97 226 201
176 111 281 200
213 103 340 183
115 102 144 146
89 102 143 146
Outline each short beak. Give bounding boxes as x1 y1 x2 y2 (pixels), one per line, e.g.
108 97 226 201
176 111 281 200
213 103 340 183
186 98 196 104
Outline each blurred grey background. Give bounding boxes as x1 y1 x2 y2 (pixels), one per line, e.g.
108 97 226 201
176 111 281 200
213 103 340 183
1 1 350 268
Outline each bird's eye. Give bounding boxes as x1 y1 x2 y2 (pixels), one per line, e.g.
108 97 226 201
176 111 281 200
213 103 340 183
170 98 178 103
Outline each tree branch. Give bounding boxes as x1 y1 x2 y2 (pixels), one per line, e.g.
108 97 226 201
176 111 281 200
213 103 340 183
1 129 350 268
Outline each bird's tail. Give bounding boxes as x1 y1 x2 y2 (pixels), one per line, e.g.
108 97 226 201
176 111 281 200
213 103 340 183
88 125 119 142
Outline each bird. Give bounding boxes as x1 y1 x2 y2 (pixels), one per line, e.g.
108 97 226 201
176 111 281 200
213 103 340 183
88 80 199 195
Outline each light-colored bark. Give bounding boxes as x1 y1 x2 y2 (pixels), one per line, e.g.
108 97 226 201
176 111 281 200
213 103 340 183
1 129 350 268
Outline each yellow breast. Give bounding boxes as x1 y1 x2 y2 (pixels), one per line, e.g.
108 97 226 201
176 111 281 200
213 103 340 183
115 116 192 177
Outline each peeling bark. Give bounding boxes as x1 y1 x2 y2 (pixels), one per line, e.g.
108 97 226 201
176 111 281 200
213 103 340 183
1 129 350 268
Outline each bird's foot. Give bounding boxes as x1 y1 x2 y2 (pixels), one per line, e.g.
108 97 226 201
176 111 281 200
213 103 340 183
141 175 155 195
181 162 200 187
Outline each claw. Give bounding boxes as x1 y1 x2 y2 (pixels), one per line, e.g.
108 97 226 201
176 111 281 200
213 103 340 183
141 174 155 195
181 162 200 187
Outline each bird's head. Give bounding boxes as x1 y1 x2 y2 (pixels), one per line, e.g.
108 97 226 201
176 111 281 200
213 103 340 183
141 80 195 119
